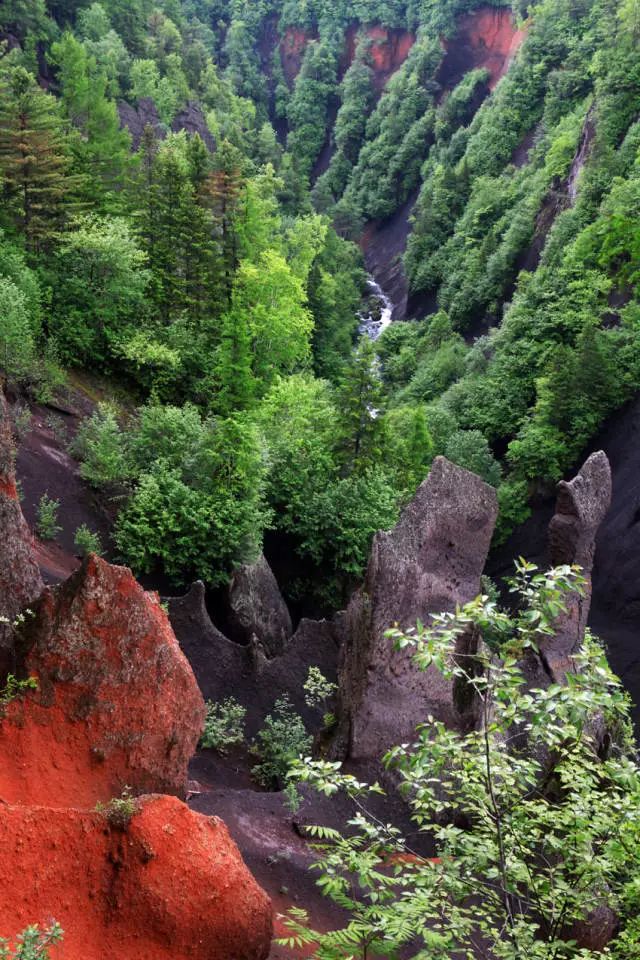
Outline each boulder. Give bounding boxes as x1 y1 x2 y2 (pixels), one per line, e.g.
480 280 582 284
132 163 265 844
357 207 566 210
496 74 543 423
336 457 498 761
0 794 272 960
543 451 612 678
0 391 43 672
0 555 205 806
228 554 293 655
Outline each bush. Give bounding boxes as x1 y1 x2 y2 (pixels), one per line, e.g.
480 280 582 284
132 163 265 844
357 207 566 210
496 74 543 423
0 923 63 959
252 696 313 789
36 494 61 541
74 524 104 557
200 698 246 752
73 403 129 489
0 674 37 714
95 786 138 830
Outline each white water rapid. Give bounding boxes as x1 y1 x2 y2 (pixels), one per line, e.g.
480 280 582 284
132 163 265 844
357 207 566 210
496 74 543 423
358 276 394 341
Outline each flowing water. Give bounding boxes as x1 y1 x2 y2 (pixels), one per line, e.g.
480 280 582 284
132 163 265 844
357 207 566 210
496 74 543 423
358 277 394 341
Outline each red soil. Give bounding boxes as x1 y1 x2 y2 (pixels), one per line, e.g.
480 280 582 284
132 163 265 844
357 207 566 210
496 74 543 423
280 27 316 86
344 24 415 91
0 795 272 960
441 6 526 91
0 555 205 807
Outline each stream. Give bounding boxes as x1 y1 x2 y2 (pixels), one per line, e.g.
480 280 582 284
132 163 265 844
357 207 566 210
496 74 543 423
358 276 394 341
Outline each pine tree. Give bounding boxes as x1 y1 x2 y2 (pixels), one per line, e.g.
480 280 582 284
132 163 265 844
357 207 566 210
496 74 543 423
214 309 254 416
337 335 385 472
208 139 244 306
50 32 131 210
0 67 78 254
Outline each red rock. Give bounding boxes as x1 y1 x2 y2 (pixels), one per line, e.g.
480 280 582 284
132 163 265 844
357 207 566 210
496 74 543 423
0 795 272 960
440 7 526 91
0 555 205 806
280 27 314 86
344 25 416 92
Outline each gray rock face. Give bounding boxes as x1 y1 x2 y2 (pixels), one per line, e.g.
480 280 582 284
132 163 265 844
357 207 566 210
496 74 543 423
118 97 216 153
118 97 162 150
543 451 612 678
169 582 338 737
0 391 44 673
228 554 293 655
172 100 216 152
336 457 498 762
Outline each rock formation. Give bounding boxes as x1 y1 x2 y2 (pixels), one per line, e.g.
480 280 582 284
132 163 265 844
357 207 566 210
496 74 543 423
0 391 43 673
228 553 293 654
335 457 499 762
0 555 205 807
0 795 272 960
542 450 612 679
118 97 215 152
169 581 339 736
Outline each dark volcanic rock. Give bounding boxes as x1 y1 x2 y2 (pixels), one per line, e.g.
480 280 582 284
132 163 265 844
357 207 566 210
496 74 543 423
227 554 293 654
543 451 611 678
118 97 215 152
118 96 162 150
336 457 498 761
0 391 43 672
172 100 216 151
169 582 338 736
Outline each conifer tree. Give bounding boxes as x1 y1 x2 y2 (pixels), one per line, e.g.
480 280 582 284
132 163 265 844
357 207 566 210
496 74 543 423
214 309 254 416
50 32 131 209
208 139 244 306
337 335 385 472
0 67 78 254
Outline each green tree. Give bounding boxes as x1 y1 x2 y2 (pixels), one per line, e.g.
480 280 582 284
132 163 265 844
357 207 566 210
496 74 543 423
50 31 131 208
52 215 149 366
0 67 78 253
337 335 385 472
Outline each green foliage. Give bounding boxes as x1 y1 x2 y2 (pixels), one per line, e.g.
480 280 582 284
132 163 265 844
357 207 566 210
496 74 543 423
114 413 268 585
0 674 38 713
95 785 138 830
73 524 104 557
284 562 640 959
252 695 313 789
200 697 246 752
36 494 62 541
74 403 128 489
52 215 149 367
0 923 63 960
445 428 501 487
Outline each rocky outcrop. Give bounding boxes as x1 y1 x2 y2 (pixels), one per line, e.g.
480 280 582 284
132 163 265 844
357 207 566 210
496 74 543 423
118 97 215 152
0 555 205 807
228 554 293 654
0 795 272 960
344 25 415 92
0 391 43 673
335 457 498 762
172 99 216 151
542 451 612 678
169 581 339 736
118 96 163 150
438 7 526 92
